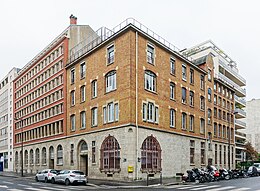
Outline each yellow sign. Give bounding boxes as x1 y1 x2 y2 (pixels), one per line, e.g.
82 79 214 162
128 166 134 173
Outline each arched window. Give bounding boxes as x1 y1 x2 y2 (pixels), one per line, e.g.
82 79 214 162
25 150 28 166
80 141 88 152
141 135 162 173
42 147 47 165
106 71 116 93
29 149 34 165
100 135 120 172
57 145 63 165
145 70 156 92
35 148 40 165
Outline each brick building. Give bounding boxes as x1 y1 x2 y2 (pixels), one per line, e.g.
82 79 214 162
13 17 236 181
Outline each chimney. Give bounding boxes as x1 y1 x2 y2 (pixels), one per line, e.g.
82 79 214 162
70 14 77 25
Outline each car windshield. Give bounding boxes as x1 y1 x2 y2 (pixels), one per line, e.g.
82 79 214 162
72 171 84 175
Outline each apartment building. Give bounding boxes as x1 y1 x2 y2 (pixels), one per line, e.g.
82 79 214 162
13 15 96 174
183 41 247 165
0 68 19 172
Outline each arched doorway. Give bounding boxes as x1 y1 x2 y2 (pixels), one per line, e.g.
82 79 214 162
49 146 54 169
78 140 88 175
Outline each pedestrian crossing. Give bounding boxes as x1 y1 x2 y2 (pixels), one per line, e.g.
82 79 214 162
166 184 260 191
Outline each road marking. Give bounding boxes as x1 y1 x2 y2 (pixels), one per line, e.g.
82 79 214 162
178 184 212 189
0 185 8 188
3 181 14 184
7 189 24 191
229 188 250 191
17 184 27 187
191 185 219 190
208 186 235 191
25 188 46 191
41 187 65 191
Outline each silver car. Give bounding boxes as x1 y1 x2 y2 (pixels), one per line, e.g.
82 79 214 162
35 169 58 183
52 170 87 185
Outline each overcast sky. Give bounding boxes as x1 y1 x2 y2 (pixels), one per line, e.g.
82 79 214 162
0 0 258 100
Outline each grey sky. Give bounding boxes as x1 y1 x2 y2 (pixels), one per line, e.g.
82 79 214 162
0 0 258 100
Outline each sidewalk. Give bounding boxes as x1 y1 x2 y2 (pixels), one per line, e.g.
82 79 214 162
0 171 183 188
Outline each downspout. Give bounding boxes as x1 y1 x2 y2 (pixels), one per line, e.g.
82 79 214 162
135 31 139 180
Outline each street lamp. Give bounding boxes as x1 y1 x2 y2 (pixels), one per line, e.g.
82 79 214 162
14 117 23 177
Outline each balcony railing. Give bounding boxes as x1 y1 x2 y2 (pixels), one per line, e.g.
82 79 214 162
235 95 246 106
219 58 246 85
235 119 246 128
68 18 193 65
235 108 246 117
218 73 246 96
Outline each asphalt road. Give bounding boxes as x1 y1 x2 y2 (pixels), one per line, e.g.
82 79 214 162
0 176 260 190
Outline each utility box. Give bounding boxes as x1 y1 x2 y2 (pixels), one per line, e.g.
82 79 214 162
128 166 134 173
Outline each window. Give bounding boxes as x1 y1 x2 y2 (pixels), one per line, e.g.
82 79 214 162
70 144 74 165
182 87 186 104
208 69 212 81
107 45 115 64
215 144 218 165
219 145 222 165
91 80 97 98
200 118 205 134
170 82 175 100
218 124 222 137
35 148 40 165
170 109 175 128
223 125 226 138
80 85 85 102
208 88 212 102
145 70 156 92
201 142 205 165
141 135 161 173
190 69 194 84
25 150 28 165
200 75 205 90
182 64 187 80
100 136 120 172
103 102 119 123
80 111 86 129
106 71 116 92
70 114 75 131
170 57 175 75
208 109 212 124
190 140 195 164
144 102 159 123
214 123 217 137
189 91 194 106
218 109 222 119
70 68 75 84
147 44 154 64
200 96 205 110
214 95 217 104
189 115 194 131
57 145 63 165
91 107 98 127
214 82 217 91
92 141 96 163
29 149 34 165
214 107 217 118
70 90 75 106
224 146 226 165
42 147 46 165
181 112 187 130
80 62 86 78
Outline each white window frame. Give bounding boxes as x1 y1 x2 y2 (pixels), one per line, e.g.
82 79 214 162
70 68 75 84
80 111 86 129
170 82 175 100
170 109 175 128
189 115 194 131
147 44 154 64
70 114 75 131
145 71 156 92
106 71 116 93
80 62 86 79
80 85 85 102
107 44 115 64
182 112 187 130
170 57 175 75
92 80 97 98
91 107 98 127
182 64 187 81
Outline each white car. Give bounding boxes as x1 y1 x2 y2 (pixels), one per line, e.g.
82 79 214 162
51 170 87 186
35 169 58 183
253 163 260 174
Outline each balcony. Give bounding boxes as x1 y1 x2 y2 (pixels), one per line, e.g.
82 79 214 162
235 131 246 140
235 95 246 107
235 108 246 119
218 73 246 97
219 58 246 86
235 119 246 129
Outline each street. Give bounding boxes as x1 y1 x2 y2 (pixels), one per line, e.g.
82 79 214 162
0 176 260 191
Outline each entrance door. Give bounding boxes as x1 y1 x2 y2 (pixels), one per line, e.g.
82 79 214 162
79 154 88 176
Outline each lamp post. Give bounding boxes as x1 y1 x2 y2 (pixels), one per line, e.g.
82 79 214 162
14 118 23 177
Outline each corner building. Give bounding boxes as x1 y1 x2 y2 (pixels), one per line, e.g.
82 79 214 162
13 16 96 174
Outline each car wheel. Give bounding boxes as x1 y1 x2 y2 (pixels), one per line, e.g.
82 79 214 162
51 178 55 184
44 177 48 183
65 179 70 186
225 175 230 180
35 177 39 182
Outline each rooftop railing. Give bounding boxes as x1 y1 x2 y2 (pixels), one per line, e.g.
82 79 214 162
68 18 192 65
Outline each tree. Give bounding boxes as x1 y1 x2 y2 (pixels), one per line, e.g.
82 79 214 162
245 142 259 161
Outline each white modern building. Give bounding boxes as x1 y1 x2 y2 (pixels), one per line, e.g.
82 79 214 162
0 67 20 171
242 99 260 153
183 40 247 165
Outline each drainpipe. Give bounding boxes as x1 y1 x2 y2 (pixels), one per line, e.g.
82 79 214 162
135 31 139 180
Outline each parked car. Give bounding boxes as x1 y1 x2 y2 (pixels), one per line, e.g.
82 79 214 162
247 166 259 177
35 169 58 183
253 163 260 174
51 170 87 185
